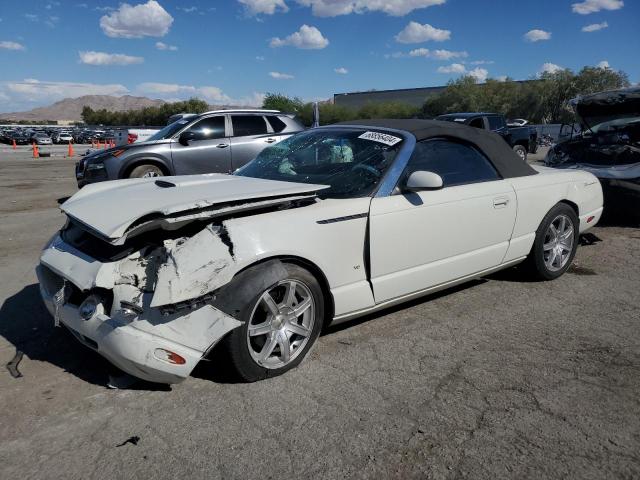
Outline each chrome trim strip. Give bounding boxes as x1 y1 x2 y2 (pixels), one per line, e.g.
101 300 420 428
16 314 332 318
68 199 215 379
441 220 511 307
317 213 368 224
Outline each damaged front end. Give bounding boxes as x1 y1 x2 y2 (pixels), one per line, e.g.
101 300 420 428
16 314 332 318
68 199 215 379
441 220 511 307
37 183 321 384
545 87 640 217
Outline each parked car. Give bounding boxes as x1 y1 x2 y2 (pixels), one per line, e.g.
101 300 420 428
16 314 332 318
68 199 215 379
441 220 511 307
545 87 640 220
436 112 538 161
75 109 305 187
38 119 603 384
11 131 32 145
32 133 52 145
54 132 74 144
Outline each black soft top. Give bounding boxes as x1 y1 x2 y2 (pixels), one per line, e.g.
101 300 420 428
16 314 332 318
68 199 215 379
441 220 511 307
335 118 537 179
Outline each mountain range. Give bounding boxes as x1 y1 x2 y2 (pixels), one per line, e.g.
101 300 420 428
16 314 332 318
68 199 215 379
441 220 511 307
0 95 166 122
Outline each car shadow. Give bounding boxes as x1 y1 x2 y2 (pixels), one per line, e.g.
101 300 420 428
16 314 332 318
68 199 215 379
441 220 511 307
0 284 168 390
0 284 111 386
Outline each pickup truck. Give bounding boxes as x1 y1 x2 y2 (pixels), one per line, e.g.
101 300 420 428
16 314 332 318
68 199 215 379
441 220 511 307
436 112 538 161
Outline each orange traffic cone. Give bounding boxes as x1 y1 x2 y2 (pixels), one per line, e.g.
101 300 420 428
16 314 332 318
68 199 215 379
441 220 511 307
68 141 75 157
32 142 39 158
12 138 17 149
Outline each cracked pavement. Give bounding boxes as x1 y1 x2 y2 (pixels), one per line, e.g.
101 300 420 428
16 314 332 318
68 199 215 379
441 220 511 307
1 147 639 479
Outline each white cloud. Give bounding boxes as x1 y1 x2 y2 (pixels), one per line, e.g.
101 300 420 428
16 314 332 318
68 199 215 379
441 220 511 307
177 6 198 13
79 51 144 66
539 62 563 74
470 60 494 65
408 48 429 57
597 60 610 69
436 64 488 81
296 0 446 17
468 67 488 82
437 63 466 74
582 21 608 31
155 41 177 51
256 55 265 60
136 82 230 103
270 25 329 49
395 22 450 43
100 0 173 38
269 71 294 79
524 29 551 42
406 48 466 60
572 0 623 14
496 75 508 82
238 0 289 15
135 82 264 106
0 41 26 51
430 49 467 60
24 14 38 21
0 79 129 111
334 67 348 74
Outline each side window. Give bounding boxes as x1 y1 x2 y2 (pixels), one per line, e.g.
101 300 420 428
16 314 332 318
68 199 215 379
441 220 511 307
405 139 500 187
266 115 287 133
231 115 269 137
468 117 484 129
487 116 504 131
186 116 225 140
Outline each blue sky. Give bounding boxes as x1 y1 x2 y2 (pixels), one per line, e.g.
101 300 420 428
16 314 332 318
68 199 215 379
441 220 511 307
0 0 638 112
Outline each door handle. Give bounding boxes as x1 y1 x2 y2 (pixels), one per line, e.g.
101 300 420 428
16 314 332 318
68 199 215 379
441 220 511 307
216 143 229 148
265 138 277 143
493 197 509 208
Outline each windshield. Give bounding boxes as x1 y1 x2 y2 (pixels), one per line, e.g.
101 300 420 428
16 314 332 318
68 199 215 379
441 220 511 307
147 118 192 141
235 128 404 199
589 116 640 134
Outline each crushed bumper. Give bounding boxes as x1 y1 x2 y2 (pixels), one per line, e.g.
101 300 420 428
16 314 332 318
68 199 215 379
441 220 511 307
36 235 243 384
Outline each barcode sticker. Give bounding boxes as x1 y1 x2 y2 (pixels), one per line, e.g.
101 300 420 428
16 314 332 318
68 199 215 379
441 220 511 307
358 131 402 146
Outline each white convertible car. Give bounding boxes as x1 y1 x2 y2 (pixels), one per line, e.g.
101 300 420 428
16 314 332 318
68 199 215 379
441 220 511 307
37 119 604 384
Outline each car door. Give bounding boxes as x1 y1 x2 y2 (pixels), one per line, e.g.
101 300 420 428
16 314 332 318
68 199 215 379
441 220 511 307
170 115 231 175
229 114 278 170
369 138 517 304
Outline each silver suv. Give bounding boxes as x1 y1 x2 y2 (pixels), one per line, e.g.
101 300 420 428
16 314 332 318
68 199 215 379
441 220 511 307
76 109 304 187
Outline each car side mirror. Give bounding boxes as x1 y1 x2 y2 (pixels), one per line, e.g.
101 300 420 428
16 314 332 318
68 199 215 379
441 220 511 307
179 131 196 146
404 170 443 191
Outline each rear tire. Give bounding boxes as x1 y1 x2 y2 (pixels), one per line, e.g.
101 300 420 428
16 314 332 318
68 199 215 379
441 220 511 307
524 203 579 280
223 263 324 382
129 164 163 178
513 144 528 161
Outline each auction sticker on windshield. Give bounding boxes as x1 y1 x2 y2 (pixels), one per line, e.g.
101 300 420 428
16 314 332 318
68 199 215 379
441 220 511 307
358 131 402 146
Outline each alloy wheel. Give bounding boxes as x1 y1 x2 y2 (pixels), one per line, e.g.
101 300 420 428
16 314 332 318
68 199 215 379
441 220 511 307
246 279 315 369
543 214 574 272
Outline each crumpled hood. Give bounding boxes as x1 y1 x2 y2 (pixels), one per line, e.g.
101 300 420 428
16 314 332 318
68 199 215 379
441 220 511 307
61 174 328 240
575 87 640 126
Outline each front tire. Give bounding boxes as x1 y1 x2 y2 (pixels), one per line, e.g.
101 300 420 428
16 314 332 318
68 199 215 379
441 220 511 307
129 164 163 178
513 144 528 162
525 203 579 280
223 263 324 382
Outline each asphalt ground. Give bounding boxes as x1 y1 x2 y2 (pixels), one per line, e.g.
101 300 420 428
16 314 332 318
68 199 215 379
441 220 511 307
1 144 639 479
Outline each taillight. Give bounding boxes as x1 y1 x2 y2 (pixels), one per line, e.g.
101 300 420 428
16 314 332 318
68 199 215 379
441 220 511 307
127 133 138 144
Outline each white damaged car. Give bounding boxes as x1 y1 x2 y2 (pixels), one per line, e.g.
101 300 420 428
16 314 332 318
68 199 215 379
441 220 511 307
37 119 604 384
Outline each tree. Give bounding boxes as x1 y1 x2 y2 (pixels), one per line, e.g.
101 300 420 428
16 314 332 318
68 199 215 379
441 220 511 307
262 93 305 113
81 98 210 126
422 66 630 124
